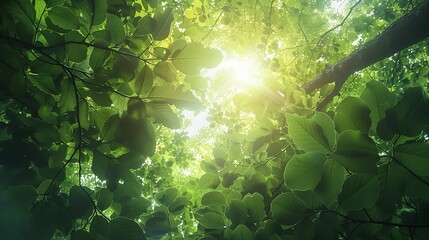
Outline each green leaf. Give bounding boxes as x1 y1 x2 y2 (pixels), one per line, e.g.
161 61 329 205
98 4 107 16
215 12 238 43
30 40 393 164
65 31 87 63
155 187 178 206
144 215 170 237
313 112 336 148
29 74 58 95
58 80 76 114
284 152 326 191
231 224 253 239
228 200 247 226
90 44 110 69
110 217 145 240
115 117 156 156
335 96 371 133
145 102 181 129
79 100 90 129
381 87 429 137
333 130 379 173
152 8 174 41
106 13 125 44
48 6 80 30
133 16 156 37
201 191 226 206
153 61 177 82
90 215 110 238
338 173 379 211
148 85 201 110
286 113 334 153
270 192 305 225
243 193 265 223
168 196 189 215
395 142 429 177
23 202 58 240
199 173 220 189
69 185 94 219
92 0 107 25
134 65 153 97
377 163 406 212
171 42 223 75
97 188 113 211
121 197 151 218
2 185 37 207
315 158 346 207
197 212 225 229
360 80 396 130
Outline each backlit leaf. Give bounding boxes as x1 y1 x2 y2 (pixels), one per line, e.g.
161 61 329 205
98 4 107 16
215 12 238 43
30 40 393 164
48 6 80 30
284 152 326 191
395 142 429 177
152 8 174 41
335 96 371 133
270 192 305 225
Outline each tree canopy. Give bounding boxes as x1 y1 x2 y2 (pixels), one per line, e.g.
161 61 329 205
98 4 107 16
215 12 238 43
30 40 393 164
1 0 429 239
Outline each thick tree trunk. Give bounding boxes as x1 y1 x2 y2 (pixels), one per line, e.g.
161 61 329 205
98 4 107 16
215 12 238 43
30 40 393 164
303 0 429 110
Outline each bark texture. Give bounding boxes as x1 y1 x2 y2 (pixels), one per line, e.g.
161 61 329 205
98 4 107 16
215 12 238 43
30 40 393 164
304 0 429 110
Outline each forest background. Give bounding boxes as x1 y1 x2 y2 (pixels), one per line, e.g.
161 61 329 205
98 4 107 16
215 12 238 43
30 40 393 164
1 0 429 239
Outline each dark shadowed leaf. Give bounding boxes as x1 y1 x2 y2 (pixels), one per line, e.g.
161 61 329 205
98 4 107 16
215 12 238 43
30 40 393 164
48 6 80 30
335 96 371 133
152 8 174 40
395 142 429 177
333 130 379 173
338 173 379 211
110 216 145 240
270 192 305 225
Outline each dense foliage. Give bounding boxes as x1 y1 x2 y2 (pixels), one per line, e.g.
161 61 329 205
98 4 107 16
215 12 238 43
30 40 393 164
1 0 429 239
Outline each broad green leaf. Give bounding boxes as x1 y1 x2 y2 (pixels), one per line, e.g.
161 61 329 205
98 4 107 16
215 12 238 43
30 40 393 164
48 6 80 30
121 198 151 218
333 130 379 173
293 218 314 240
144 215 170 237
23 202 58 240
155 187 178 206
286 113 334 153
133 16 156 37
65 31 87 63
29 74 58 95
168 196 189 215
97 188 113 211
79 100 90 129
69 185 94 219
106 13 125 44
381 87 429 137
243 193 265 223
146 102 181 129
153 61 177 82
148 85 201 110
313 112 336 148
201 191 226 206
134 65 153 97
152 8 174 40
284 152 326 191
199 173 220 189
395 142 429 177
172 42 223 75
270 192 305 225
335 96 371 133
315 158 346 207
90 215 109 238
377 163 406 212
110 217 145 240
338 174 379 211
90 44 110 69
92 151 109 180
115 117 156 156
293 190 323 209
231 224 253 239
58 80 76 114
197 212 225 229
360 80 396 130
2 185 37 207
92 0 107 25
228 199 247 226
